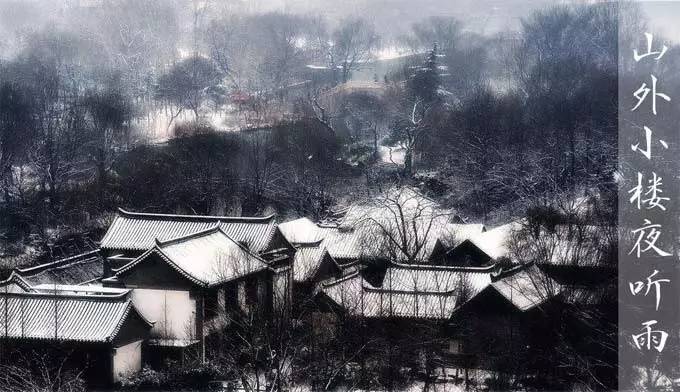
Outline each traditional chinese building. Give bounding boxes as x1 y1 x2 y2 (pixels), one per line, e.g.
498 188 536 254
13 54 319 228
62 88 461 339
101 222 293 363
445 263 561 371
99 208 292 263
278 218 343 284
0 280 153 386
14 250 104 286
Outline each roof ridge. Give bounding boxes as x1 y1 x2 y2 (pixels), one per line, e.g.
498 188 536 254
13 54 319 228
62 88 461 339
295 239 324 248
117 208 276 223
18 258 101 282
0 272 34 292
155 224 222 247
322 271 360 288
363 286 457 295
389 262 497 272
491 262 533 282
213 226 272 265
17 250 101 275
0 289 129 301
115 240 270 288
113 247 208 287
280 216 315 225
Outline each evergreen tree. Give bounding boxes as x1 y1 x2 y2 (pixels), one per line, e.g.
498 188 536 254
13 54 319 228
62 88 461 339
408 42 440 104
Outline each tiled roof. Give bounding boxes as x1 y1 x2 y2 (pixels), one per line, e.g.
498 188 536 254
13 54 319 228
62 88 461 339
114 226 269 287
462 221 613 267
322 263 558 319
279 218 323 244
489 264 560 311
292 242 337 282
321 273 458 320
321 262 495 320
467 221 524 260
316 225 364 261
281 189 479 263
0 273 33 293
0 292 151 343
31 285 130 296
318 188 467 263
437 223 486 248
16 250 104 286
100 209 277 254
382 264 494 294
339 187 441 229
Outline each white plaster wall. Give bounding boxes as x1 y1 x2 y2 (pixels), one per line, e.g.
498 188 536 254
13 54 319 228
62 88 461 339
112 340 143 383
131 288 196 340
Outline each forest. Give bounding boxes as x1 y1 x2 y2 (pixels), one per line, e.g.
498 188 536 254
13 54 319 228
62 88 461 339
0 0 666 271
3 1 680 391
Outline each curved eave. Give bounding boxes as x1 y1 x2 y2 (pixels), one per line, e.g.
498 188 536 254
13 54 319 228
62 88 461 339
113 244 270 289
389 260 498 273
117 208 276 223
107 301 155 343
113 246 209 287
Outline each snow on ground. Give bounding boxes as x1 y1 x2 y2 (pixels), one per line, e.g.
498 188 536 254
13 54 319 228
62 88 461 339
133 105 247 144
377 46 420 61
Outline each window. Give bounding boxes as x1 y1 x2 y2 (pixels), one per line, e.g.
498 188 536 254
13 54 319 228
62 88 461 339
447 339 462 354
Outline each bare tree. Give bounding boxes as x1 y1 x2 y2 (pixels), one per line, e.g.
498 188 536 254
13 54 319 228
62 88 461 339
156 55 224 125
503 205 617 390
0 351 86 392
83 83 133 204
351 187 453 264
0 82 32 205
330 18 380 84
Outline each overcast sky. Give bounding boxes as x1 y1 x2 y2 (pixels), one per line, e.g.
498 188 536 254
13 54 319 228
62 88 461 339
641 1 680 43
0 0 677 52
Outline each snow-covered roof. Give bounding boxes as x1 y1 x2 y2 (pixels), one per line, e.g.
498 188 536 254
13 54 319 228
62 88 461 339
291 241 341 283
114 226 269 287
448 264 561 314
32 284 129 296
0 291 152 343
321 262 495 320
101 208 277 254
279 217 323 244
315 225 364 261
467 221 524 260
16 250 103 286
339 187 442 230
437 223 487 248
335 187 458 262
281 188 480 264
0 272 33 293
321 272 459 320
489 264 560 311
461 221 612 267
382 263 494 294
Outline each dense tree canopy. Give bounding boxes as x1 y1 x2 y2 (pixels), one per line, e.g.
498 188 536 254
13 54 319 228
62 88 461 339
0 2 648 280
